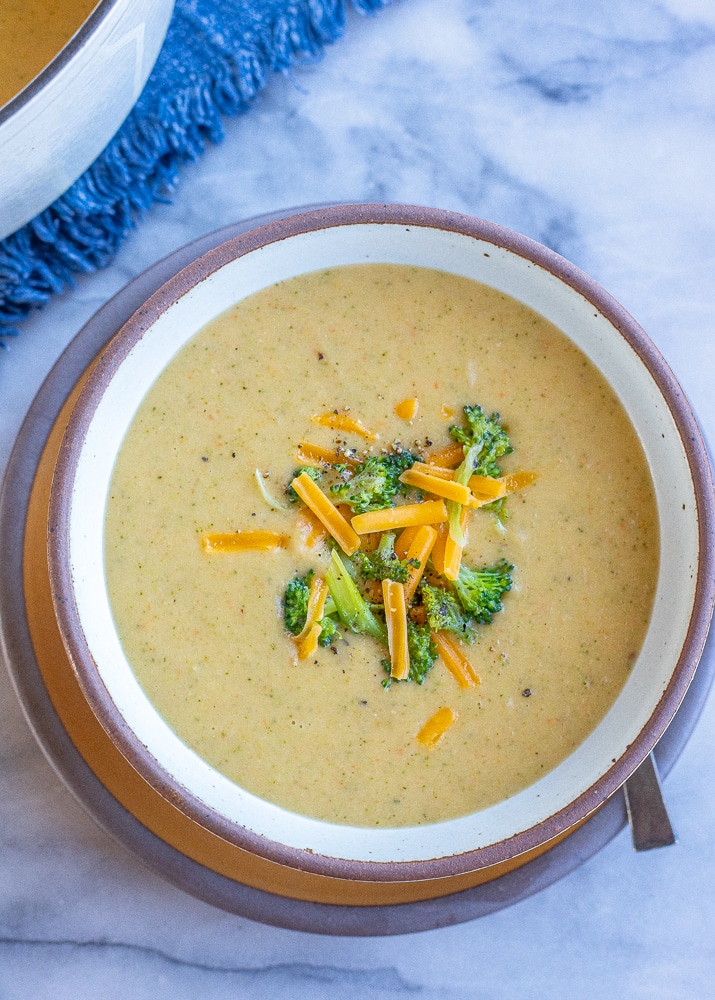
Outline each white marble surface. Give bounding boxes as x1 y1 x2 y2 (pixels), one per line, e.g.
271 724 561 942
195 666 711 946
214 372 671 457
2 0 715 994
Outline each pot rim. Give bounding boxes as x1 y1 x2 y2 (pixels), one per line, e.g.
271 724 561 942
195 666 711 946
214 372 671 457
0 0 123 127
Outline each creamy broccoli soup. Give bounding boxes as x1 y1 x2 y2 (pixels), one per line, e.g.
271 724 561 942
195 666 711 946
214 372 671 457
104 264 659 827
0 0 98 108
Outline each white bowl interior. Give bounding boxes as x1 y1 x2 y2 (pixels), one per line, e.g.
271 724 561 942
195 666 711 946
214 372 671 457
67 222 698 863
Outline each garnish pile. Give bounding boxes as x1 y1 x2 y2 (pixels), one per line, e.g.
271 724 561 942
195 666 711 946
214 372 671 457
202 402 535 747
282 404 534 681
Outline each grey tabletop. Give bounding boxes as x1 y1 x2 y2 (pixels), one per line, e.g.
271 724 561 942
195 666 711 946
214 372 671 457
1 1 714 996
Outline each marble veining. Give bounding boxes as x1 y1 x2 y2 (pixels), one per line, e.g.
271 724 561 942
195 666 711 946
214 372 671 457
0 942 426 999
1 0 714 995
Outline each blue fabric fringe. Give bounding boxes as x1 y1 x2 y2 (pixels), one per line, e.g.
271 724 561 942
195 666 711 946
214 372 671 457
0 0 390 338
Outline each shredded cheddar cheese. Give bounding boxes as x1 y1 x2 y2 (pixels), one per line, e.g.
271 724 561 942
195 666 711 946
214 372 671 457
292 575 329 661
399 467 474 505
426 442 464 468
417 706 458 747
296 441 360 467
295 622 323 661
403 524 438 603
468 474 506 498
295 575 329 641
202 530 287 552
434 632 480 688
295 508 328 549
290 472 361 555
409 461 455 481
394 525 421 560
501 471 538 493
442 507 470 581
311 412 377 440
351 499 448 535
395 397 419 420
430 522 450 577
382 578 409 680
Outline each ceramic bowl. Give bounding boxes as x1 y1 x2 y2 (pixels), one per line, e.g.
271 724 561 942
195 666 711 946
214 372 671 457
0 0 174 242
45 204 715 905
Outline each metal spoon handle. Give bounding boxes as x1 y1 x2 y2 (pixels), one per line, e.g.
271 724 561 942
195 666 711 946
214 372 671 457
623 753 676 851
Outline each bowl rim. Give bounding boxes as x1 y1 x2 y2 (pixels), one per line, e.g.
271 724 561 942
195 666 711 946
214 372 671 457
0 0 123 127
46 203 715 883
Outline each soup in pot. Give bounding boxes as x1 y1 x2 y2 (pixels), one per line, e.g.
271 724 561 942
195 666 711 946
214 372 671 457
0 0 99 108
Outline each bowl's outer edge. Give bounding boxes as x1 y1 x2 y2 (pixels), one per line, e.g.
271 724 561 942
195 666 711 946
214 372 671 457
41 204 715 885
3 206 715 932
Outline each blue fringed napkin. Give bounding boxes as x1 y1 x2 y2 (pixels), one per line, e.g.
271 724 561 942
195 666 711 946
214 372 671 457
0 0 389 338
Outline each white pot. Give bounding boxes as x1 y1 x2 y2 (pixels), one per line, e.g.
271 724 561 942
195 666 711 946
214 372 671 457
0 0 174 241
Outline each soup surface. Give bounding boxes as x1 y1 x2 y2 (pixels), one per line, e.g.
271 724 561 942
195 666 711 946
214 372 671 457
105 264 659 827
0 0 98 108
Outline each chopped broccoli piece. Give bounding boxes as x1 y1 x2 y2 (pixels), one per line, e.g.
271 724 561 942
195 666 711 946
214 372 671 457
482 495 508 522
449 404 513 478
286 466 322 503
282 572 311 634
446 404 514 541
329 452 417 513
406 621 438 684
354 532 417 583
325 549 387 643
318 615 341 647
452 559 513 624
284 576 340 646
420 582 477 643
381 623 437 688
279 403 519 688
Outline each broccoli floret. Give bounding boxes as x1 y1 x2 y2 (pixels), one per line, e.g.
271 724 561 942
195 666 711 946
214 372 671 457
318 615 341 647
286 466 322 503
354 532 417 583
420 583 476 643
282 572 311 634
445 405 514 541
284 578 341 646
329 452 417 513
381 623 437 687
482 495 508 522
406 621 438 684
325 549 387 643
452 559 513 624
449 404 513 478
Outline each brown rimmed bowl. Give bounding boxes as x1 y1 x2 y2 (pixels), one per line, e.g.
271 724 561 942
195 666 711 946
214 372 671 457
43 204 715 907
